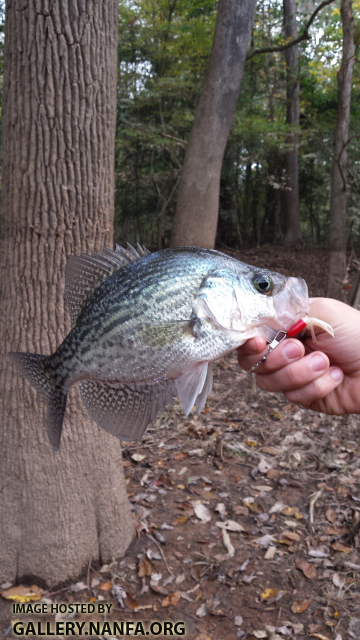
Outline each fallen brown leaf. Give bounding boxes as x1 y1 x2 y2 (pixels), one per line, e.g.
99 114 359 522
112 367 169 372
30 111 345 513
177 502 194 515
150 583 169 595
267 469 280 479
326 525 349 535
331 542 352 553
310 634 331 640
98 581 112 591
138 558 151 578
280 531 300 542
162 592 181 607
261 446 279 456
295 558 317 580
291 599 310 613
172 516 189 526
326 508 337 523
260 588 277 601
233 505 249 516
243 499 263 513
282 506 304 519
174 452 188 461
1 585 44 603
125 592 139 610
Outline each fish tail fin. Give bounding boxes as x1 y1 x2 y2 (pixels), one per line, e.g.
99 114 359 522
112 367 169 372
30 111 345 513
9 352 67 452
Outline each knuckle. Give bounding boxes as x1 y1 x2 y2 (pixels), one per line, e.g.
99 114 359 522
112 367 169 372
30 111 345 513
310 375 331 400
284 363 303 388
256 373 271 390
285 389 311 408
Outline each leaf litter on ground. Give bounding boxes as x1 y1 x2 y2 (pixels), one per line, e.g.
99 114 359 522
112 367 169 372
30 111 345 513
2 252 360 639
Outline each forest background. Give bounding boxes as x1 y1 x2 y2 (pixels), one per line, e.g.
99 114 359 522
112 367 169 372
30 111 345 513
112 0 360 254
0 1 358 252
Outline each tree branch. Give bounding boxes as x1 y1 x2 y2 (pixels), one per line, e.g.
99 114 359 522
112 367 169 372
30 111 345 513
119 118 186 147
246 0 337 61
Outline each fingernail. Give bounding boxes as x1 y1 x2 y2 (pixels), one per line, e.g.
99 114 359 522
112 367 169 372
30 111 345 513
310 354 327 372
330 368 343 383
283 341 301 360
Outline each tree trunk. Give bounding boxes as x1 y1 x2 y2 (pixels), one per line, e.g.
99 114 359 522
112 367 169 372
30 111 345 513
170 0 256 249
326 0 355 300
282 0 302 245
0 0 134 586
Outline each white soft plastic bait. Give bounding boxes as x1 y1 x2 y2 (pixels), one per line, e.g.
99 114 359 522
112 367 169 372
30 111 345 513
305 317 335 340
286 317 334 342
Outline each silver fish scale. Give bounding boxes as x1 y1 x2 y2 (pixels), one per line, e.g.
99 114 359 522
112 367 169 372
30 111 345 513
56 248 254 387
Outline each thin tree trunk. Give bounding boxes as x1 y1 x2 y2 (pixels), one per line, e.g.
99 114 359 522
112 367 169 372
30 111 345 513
326 0 355 300
282 0 302 245
262 150 278 243
170 0 256 249
350 269 360 308
0 1 134 586
244 161 252 246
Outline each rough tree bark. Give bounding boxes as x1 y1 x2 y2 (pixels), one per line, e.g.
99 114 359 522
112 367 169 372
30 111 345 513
170 0 257 249
0 0 134 586
326 0 355 300
282 0 302 245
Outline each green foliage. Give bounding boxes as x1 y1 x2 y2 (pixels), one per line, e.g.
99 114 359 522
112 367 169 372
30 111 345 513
116 0 360 250
115 0 217 247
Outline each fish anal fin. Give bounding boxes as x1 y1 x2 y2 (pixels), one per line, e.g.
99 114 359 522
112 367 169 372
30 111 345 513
65 244 150 326
78 379 175 442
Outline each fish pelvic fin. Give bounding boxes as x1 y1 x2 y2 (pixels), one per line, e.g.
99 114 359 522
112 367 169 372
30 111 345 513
175 362 213 416
8 352 67 452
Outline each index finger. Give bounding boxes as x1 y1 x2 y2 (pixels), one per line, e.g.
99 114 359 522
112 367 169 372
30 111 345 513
237 338 305 374
237 336 267 356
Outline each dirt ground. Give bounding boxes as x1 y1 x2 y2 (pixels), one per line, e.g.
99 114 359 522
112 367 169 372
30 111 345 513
1 246 360 640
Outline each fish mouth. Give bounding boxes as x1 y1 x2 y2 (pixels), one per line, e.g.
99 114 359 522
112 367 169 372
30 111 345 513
273 277 309 325
260 277 310 342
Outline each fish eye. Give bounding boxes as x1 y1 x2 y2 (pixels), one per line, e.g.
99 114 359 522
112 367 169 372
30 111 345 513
253 274 273 295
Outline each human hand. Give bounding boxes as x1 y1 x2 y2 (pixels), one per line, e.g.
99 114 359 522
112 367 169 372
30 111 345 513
237 298 360 415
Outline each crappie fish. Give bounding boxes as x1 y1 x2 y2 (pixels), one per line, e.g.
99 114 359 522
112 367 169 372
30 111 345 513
9 244 309 451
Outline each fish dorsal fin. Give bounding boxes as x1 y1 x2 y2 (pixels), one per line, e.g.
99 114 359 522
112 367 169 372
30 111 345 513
65 243 150 326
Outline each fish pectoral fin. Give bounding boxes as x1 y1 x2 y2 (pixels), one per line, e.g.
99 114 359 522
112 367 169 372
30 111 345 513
78 379 175 442
175 362 209 416
139 321 193 347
